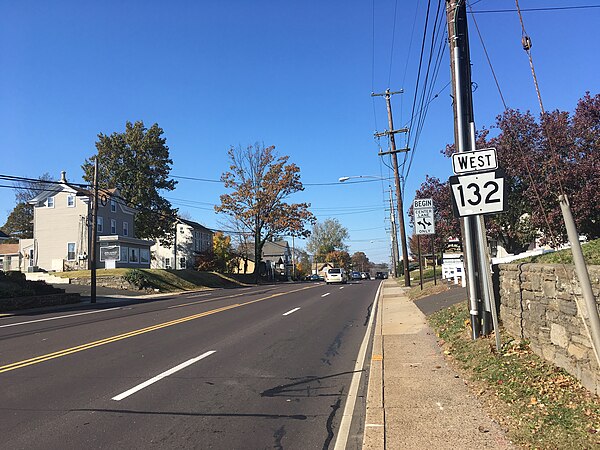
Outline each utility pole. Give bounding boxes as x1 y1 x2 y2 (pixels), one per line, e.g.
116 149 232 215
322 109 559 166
446 0 495 339
372 89 411 286
389 189 399 277
90 157 99 304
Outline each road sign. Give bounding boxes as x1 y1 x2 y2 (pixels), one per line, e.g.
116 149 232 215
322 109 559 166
449 169 506 217
452 147 497 175
413 198 435 235
413 198 433 209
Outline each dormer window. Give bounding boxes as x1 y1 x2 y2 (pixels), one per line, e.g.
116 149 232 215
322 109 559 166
67 195 75 207
47 196 55 208
110 199 117 212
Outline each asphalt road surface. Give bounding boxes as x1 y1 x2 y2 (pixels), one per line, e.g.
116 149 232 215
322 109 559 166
0 280 381 450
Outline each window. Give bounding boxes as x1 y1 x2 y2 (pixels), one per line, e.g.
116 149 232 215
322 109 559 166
129 247 139 263
97 217 103 233
47 196 55 208
123 221 129 237
111 219 117 235
164 257 171 269
67 195 75 207
179 257 186 269
67 243 76 261
120 246 128 262
110 199 117 212
140 249 150 264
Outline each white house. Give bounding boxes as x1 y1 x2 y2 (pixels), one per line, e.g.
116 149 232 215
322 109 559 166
151 218 213 270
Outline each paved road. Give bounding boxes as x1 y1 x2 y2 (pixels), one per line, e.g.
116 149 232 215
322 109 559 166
414 285 467 316
0 281 381 450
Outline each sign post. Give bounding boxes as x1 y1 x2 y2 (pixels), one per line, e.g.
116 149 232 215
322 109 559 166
413 198 435 290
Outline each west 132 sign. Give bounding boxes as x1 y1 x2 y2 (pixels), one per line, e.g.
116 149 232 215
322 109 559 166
449 169 506 217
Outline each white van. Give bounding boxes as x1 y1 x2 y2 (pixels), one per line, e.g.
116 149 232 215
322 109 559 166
325 268 347 284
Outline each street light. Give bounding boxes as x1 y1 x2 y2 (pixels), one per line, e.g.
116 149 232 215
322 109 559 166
338 175 392 183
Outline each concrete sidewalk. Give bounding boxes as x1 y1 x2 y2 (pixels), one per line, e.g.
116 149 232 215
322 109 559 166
363 279 515 449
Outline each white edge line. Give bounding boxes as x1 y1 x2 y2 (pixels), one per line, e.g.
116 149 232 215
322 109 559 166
112 350 216 401
333 281 383 450
321 293 331 298
282 307 300 316
0 307 122 329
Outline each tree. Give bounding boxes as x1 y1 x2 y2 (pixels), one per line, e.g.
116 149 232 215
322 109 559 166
213 232 237 273
2 173 55 241
351 251 371 272
82 121 177 243
2 203 34 240
306 218 349 262
440 93 600 249
294 248 311 278
216 143 315 281
326 250 351 270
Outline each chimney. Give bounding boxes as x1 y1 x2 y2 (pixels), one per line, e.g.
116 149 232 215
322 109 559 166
60 171 67 183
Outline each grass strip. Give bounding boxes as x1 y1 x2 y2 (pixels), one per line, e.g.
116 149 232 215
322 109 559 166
428 303 600 448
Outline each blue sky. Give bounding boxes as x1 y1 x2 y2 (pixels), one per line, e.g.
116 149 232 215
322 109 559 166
1 1 599 264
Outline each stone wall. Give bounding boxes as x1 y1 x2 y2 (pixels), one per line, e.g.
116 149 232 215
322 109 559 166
69 276 137 290
0 293 80 312
497 263 600 394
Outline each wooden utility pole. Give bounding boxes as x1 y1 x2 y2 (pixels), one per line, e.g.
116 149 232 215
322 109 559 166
389 190 399 277
90 158 98 304
372 89 411 286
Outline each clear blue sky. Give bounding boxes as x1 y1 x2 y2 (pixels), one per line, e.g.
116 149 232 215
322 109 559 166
1 1 598 264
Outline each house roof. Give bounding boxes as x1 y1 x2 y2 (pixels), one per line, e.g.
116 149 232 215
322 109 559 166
241 240 290 261
0 230 9 240
0 243 19 255
178 218 213 234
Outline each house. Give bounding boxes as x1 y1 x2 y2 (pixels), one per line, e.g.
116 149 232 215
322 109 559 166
151 218 213 270
237 240 292 280
0 243 20 272
26 171 154 272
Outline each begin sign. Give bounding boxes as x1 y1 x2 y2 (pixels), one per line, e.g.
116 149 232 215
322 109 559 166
413 198 433 209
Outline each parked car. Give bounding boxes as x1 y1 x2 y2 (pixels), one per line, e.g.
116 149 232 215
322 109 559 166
375 271 388 279
326 268 348 284
304 274 324 281
350 271 362 281
361 272 370 280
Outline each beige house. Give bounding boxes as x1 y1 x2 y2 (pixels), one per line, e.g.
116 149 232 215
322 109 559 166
0 243 21 272
151 218 213 270
27 171 153 272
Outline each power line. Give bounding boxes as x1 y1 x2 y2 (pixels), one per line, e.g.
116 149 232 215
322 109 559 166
470 5 600 14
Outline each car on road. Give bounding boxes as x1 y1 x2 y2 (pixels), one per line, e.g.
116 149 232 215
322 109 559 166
361 272 370 280
350 271 362 281
325 268 348 284
304 274 324 281
375 271 388 279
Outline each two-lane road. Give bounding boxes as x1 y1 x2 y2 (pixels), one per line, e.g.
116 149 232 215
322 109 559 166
0 280 381 449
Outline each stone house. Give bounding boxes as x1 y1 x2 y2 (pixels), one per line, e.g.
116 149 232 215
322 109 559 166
26 171 154 272
151 218 213 270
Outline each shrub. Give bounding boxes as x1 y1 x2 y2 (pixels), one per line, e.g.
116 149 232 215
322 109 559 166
123 269 149 289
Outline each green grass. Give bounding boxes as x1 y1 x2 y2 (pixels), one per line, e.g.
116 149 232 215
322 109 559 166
520 238 600 265
429 303 600 448
54 269 250 292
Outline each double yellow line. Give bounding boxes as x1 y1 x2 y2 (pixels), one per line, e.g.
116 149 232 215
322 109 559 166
0 284 316 374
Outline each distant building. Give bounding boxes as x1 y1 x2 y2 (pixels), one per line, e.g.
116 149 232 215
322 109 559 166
237 240 292 280
151 218 213 270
